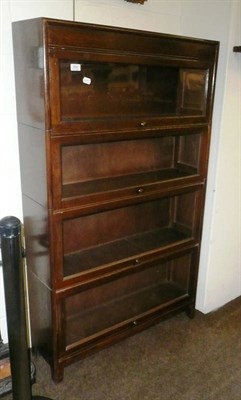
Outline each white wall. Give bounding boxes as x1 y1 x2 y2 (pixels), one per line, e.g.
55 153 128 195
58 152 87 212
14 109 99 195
0 0 240 341
196 0 241 312
74 0 241 313
0 0 74 342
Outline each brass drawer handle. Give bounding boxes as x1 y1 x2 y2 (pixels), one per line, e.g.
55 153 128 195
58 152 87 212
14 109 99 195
140 121 147 127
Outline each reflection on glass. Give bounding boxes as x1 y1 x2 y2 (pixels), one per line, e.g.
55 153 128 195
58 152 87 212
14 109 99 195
59 60 208 120
179 70 208 115
60 134 201 202
65 253 192 346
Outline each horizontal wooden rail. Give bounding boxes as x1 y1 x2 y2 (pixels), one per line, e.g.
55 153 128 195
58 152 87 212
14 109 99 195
233 46 241 52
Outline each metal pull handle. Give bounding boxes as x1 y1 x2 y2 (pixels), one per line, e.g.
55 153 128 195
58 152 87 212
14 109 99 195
140 121 147 127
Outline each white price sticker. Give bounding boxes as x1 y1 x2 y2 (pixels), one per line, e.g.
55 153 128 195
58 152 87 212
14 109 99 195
83 77 91 85
70 63 81 72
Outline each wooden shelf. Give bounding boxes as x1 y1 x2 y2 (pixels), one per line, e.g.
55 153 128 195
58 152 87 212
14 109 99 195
62 168 196 200
63 226 191 277
66 281 187 346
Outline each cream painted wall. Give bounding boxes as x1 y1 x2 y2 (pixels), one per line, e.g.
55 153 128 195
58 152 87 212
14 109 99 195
196 0 241 312
0 0 240 341
73 0 241 313
0 0 74 342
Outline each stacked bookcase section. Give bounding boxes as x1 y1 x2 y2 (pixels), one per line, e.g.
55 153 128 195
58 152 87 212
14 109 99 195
12 18 219 382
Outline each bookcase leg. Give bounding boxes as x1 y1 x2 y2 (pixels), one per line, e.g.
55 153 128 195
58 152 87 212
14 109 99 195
52 365 64 384
186 304 196 319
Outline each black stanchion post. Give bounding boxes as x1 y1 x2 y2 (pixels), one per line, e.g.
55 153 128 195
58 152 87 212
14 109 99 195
0 216 52 400
0 216 32 400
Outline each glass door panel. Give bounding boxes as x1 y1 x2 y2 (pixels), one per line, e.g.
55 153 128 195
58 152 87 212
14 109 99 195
59 59 208 121
64 251 196 348
60 133 202 204
62 191 200 279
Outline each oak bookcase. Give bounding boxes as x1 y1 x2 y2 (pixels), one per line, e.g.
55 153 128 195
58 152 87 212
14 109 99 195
12 18 219 382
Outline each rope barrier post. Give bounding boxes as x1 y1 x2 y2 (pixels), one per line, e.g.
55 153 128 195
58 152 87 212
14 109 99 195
0 216 52 400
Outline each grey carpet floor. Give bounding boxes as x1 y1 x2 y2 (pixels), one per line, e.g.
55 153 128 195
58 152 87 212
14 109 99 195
4 296 241 399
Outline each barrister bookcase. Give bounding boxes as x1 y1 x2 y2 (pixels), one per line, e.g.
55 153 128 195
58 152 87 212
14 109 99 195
12 18 219 382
